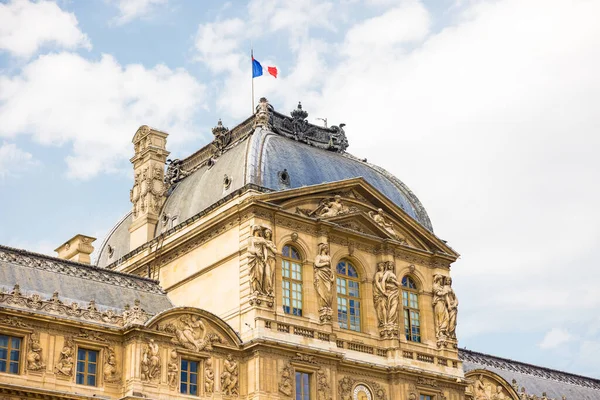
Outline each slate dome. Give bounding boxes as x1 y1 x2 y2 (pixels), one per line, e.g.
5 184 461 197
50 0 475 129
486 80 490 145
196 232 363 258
96 100 432 267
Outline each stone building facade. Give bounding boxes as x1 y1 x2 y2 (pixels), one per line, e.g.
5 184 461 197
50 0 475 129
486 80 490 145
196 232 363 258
1 98 598 400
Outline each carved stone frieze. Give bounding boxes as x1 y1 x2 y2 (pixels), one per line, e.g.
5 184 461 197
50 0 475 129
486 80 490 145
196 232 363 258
167 349 178 389
160 314 222 352
55 337 75 377
26 332 45 371
220 354 239 396
103 347 122 384
317 368 332 400
141 339 161 382
314 243 334 323
417 377 438 387
0 313 29 328
278 362 293 397
75 328 108 342
292 352 317 364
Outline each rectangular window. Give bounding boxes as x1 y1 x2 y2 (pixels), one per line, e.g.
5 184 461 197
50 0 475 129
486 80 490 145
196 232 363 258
76 348 98 386
0 335 21 374
282 259 303 316
420 395 433 400
295 371 311 400
180 359 199 396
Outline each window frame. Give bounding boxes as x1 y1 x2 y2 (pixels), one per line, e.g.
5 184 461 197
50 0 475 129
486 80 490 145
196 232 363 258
0 334 22 375
281 244 304 317
335 259 362 332
76 347 99 387
180 358 200 396
402 275 421 343
294 370 313 400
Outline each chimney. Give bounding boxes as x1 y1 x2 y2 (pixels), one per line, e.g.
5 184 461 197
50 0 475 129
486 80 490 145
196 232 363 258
54 234 96 264
129 125 169 250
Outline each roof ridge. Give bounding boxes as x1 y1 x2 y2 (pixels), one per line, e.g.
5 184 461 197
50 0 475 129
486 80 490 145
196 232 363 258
459 348 600 386
0 244 164 293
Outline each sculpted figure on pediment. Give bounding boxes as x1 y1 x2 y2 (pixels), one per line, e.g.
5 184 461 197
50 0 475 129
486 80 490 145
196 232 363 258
474 375 490 400
167 314 221 352
297 195 354 218
368 208 407 243
314 243 334 322
491 386 506 400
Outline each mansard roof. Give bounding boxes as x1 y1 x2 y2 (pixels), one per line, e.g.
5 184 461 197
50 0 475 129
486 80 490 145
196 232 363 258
0 244 173 324
460 348 600 399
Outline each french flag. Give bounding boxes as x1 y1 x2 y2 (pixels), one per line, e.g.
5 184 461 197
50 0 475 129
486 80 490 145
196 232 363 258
252 56 277 78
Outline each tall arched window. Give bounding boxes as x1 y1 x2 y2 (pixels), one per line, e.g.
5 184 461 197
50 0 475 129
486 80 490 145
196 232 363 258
402 276 421 342
336 260 361 332
282 245 303 316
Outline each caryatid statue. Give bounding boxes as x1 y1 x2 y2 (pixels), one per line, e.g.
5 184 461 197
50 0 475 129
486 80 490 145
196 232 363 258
445 276 459 339
247 225 277 298
373 261 400 335
314 243 334 322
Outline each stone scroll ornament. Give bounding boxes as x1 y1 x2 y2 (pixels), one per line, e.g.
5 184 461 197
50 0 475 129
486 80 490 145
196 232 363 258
433 274 459 347
247 225 276 307
141 339 161 382
314 243 334 323
26 332 45 371
220 354 239 396
372 261 400 338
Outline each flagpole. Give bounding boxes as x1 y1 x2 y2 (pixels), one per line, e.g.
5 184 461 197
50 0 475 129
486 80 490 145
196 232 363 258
251 48 254 114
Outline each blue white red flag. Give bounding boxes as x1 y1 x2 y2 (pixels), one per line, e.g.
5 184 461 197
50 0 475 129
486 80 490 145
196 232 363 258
252 57 277 78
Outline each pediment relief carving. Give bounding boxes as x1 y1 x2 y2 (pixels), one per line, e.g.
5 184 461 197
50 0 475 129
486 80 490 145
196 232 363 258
465 371 518 400
147 309 240 349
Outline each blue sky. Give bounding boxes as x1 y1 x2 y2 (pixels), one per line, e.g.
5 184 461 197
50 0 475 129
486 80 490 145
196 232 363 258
1 0 599 377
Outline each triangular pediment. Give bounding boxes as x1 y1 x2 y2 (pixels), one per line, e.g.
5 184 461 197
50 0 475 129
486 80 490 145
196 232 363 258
254 178 458 257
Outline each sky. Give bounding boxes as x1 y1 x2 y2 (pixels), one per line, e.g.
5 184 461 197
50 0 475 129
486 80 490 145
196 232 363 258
1 0 599 378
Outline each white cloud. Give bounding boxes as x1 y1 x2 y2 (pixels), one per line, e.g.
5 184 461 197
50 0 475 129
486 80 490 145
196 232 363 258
539 328 574 349
111 0 169 24
0 142 38 178
0 53 206 179
0 0 91 58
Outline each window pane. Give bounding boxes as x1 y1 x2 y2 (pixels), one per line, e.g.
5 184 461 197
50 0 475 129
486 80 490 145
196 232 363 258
10 338 20 349
190 360 198 373
88 350 97 363
181 382 188 393
347 263 358 278
0 335 8 347
9 362 19 374
76 373 84 384
190 384 197 396
336 261 346 275
283 245 290 258
88 363 96 374
87 375 96 386
9 350 19 362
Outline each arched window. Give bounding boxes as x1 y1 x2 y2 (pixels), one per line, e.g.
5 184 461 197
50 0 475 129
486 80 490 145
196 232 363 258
402 276 421 342
336 260 361 332
282 245 303 316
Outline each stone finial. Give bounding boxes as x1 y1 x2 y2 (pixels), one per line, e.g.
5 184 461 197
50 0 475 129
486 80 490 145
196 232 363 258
212 119 228 137
291 101 308 120
253 97 271 129
54 234 96 264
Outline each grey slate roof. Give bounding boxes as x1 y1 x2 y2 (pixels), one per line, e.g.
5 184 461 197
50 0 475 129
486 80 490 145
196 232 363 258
0 245 173 317
460 349 600 399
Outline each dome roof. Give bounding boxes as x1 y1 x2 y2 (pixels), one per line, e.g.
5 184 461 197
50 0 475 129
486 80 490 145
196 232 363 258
96 102 432 267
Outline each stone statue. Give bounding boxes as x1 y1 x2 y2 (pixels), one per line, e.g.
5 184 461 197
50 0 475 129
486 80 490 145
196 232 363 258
103 347 121 383
221 354 239 396
369 208 405 242
204 358 214 394
319 195 346 218
314 243 334 322
247 225 277 298
446 276 459 339
474 374 490 400
491 386 506 400
433 274 450 343
141 339 161 382
167 349 178 389
173 314 206 351
248 225 267 295
373 262 388 327
382 261 400 326
278 362 293 396
26 332 45 371
55 338 74 376
373 261 399 334
263 228 277 296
